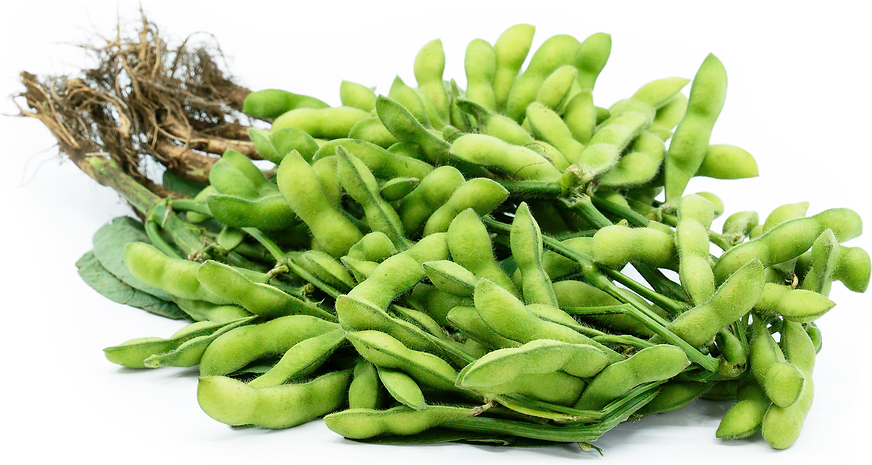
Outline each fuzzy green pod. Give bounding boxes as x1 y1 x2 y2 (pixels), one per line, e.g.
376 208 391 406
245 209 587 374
492 24 536 113
510 202 558 306
336 146 408 249
629 77 691 109
449 133 562 182
414 39 450 126
104 320 228 368
197 260 335 320
248 328 347 388
123 242 229 305
340 81 377 112
749 317 806 408
675 194 716 304
447 208 520 298
696 144 759 179
562 90 597 144
347 330 458 391
713 208 863 284
271 106 372 139
464 38 497 110
573 344 690 411
198 315 340 376
243 89 329 119
396 165 465 236
590 224 676 269
574 32 611 90
276 149 363 257
761 321 816 449
505 34 581 121
664 53 728 203
650 93 688 141
755 283 835 323
666 259 764 347
348 360 383 410
197 370 351 429
716 380 770 439
599 130 666 187
534 65 578 111
422 177 509 236
348 117 399 148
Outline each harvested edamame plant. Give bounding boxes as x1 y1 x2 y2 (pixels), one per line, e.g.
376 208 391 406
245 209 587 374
21 17 867 455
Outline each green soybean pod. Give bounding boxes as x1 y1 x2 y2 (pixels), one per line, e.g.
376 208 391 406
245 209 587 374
375 95 450 164
756 283 836 323
347 330 458 391
448 133 562 182
716 380 770 439
457 339 610 388
762 202 810 234
414 39 450 126
422 177 510 236
340 81 377 112
242 89 329 119
447 208 520 298
198 315 340 376
396 165 465 236
294 249 357 292
675 194 716 305
347 231 398 263
473 279 623 362
562 89 597 144
749 317 806 408
142 317 255 368
510 202 558 306
573 344 690 411
197 369 352 429
590 224 676 269
348 359 384 410
323 405 474 440
314 138 434 181
574 32 612 91
599 130 666 187
629 77 691 110
713 208 863 284
207 158 259 199
492 24 536 113
635 381 712 416
761 321 816 449
666 259 765 347
534 64 578 112
197 260 336 320
525 101 585 165
464 38 497 110
696 144 759 179
649 93 688 141
248 328 347 388
422 260 477 297
574 110 650 179
336 146 408 249
388 75 431 127
505 34 582 122
348 116 399 148
378 368 427 411
206 194 297 231
276 149 363 257
663 53 728 203
271 106 372 139
123 242 229 305
310 154 342 209
408 284 474 328
446 305 522 350
104 320 228 368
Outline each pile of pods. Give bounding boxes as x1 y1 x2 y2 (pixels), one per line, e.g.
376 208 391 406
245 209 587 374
83 24 869 451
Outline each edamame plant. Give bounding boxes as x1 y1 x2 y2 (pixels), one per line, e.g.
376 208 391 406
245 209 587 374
39 22 866 453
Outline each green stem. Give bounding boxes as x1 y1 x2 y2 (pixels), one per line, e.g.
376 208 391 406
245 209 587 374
86 156 206 257
591 195 650 227
560 196 613 229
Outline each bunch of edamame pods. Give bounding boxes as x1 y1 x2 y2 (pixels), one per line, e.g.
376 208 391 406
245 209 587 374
83 24 869 451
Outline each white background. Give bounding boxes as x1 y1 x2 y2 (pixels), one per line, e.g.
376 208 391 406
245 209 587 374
1 1 870 463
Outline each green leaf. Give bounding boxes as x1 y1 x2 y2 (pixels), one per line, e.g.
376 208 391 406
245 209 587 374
76 251 188 320
91 216 175 301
